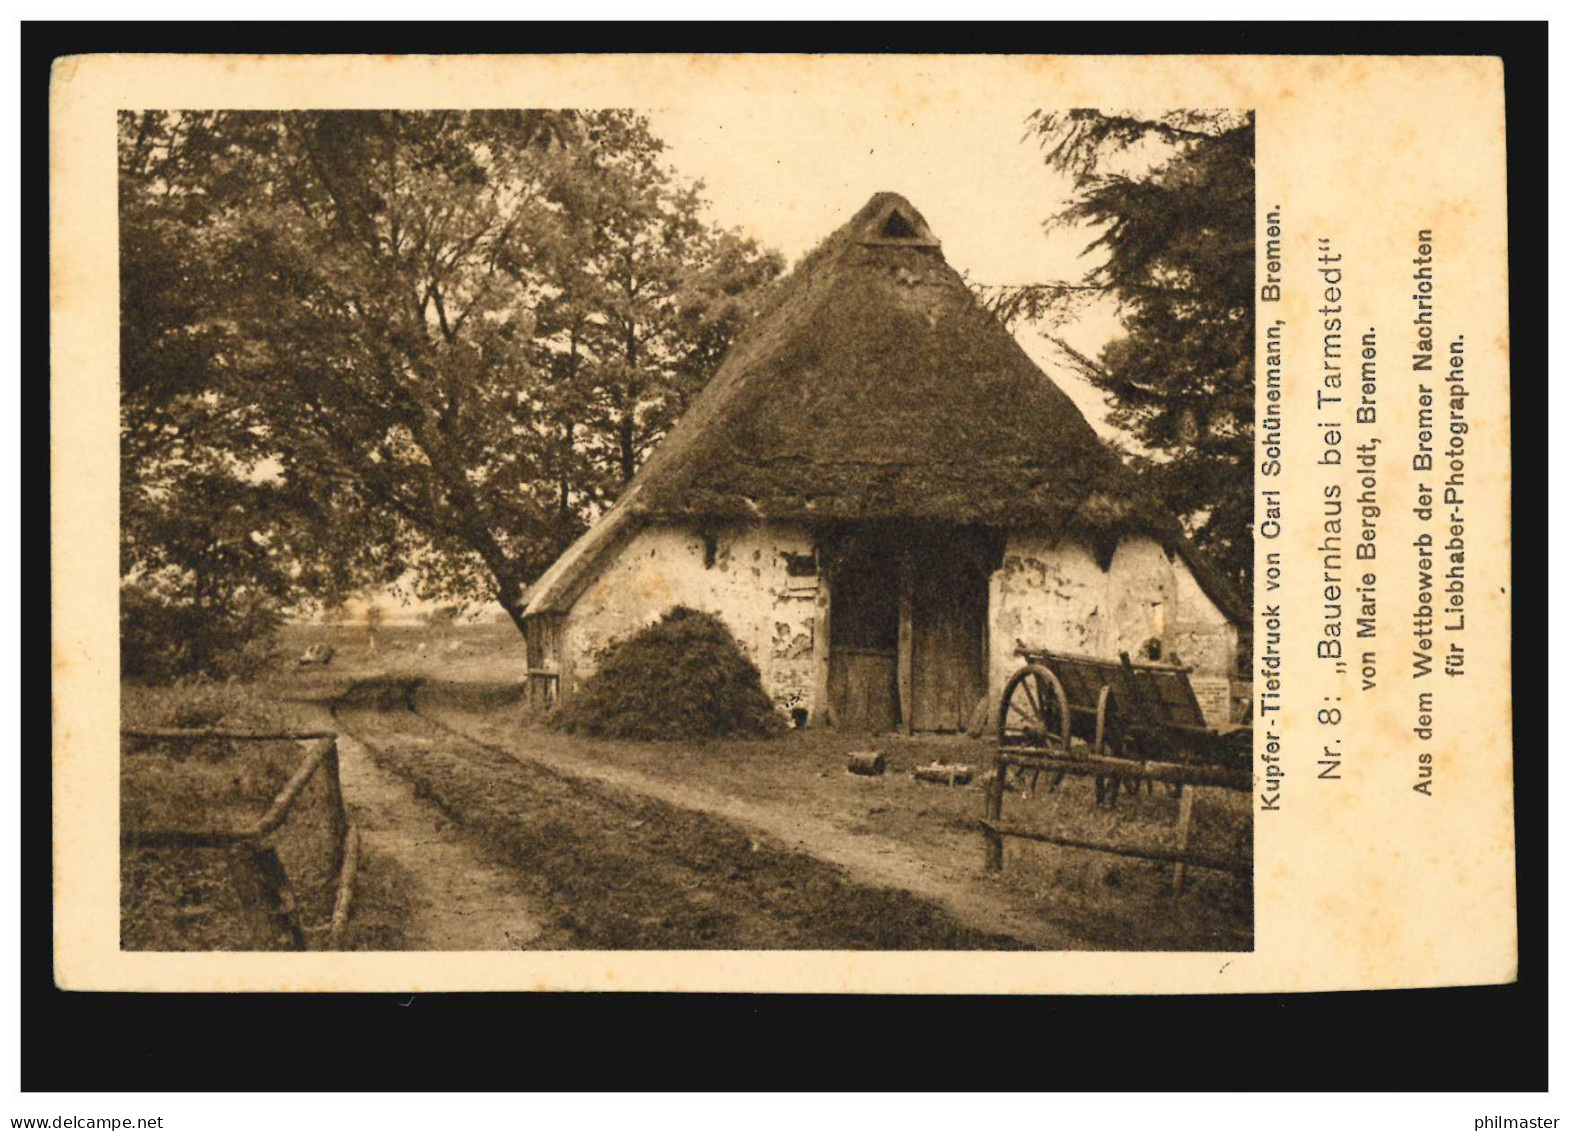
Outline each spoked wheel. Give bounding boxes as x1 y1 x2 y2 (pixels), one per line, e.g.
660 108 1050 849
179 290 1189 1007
1092 685 1128 805
1091 686 1150 806
999 664 1070 749
998 664 1070 792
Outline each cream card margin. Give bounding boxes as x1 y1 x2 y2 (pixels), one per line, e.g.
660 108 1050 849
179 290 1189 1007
51 53 1515 993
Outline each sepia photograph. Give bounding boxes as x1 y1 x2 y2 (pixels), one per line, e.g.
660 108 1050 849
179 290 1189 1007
116 101 1256 955
34 29 1541 1127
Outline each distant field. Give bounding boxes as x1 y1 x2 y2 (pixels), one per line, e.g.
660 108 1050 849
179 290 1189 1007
277 620 529 684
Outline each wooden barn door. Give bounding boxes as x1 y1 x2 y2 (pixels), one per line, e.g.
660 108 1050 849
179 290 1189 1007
908 543 989 732
827 551 901 733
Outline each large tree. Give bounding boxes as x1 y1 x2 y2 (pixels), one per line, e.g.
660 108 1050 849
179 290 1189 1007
120 112 331 677
532 111 783 516
987 110 1255 591
119 110 779 645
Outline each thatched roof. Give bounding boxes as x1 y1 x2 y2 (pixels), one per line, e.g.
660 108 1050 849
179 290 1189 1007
525 192 1245 623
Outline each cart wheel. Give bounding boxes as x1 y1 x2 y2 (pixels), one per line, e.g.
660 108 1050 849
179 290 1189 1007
1092 685 1138 807
1092 685 1121 757
998 664 1070 755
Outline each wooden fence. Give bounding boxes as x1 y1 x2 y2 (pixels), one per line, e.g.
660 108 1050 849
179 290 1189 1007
121 728 361 950
982 748 1251 893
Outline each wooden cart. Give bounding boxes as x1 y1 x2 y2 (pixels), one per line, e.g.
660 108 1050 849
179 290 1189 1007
997 647 1249 802
984 647 1253 891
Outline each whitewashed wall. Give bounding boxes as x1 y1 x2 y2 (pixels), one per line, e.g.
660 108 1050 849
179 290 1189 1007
562 521 820 713
988 531 1238 724
558 522 1239 727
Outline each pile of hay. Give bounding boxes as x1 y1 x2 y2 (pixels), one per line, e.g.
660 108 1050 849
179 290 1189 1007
554 606 785 741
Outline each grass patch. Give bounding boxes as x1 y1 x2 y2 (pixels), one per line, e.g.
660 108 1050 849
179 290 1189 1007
120 681 343 951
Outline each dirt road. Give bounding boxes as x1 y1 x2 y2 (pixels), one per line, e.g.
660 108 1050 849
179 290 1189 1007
334 728 556 950
329 679 1028 950
282 697 555 950
413 691 1092 950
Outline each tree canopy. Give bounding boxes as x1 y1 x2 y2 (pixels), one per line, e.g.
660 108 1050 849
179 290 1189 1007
119 109 782 671
986 109 1255 592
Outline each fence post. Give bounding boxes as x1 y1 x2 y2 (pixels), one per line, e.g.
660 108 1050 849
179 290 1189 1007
1172 786 1197 894
328 824 362 950
225 842 307 951
983 768 1006 872
318 737 348 874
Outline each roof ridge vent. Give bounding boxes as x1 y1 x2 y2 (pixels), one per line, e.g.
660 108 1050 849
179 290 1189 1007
859 197 941 249
881 209 919 239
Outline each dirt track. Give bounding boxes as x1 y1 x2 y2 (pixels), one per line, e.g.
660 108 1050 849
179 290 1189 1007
411 687 1100 950
330 724 556 950
330 678 1028 950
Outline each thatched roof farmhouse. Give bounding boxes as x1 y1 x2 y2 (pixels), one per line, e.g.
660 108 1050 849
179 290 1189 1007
524 193 1244 732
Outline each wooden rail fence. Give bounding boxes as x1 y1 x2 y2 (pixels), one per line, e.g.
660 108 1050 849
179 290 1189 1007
982 749 1251 892
121 728 361 950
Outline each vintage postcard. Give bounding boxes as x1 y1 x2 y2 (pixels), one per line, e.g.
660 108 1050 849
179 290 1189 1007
50 52 1515 993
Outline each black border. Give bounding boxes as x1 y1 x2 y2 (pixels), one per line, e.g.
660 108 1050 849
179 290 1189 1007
29 22 1544 1094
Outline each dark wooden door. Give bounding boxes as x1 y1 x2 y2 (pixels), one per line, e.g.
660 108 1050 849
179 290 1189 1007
909 558 987 731
828 649 899 733
829 551 901 733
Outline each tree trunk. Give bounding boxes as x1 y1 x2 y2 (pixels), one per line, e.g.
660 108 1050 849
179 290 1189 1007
558 421 574 518
498 589 530 638
618 413 636 484
189 567 210 674
424 465 534 643
559 328 580 516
